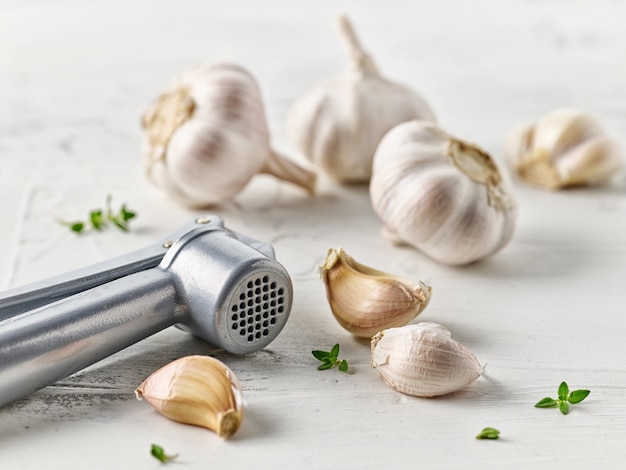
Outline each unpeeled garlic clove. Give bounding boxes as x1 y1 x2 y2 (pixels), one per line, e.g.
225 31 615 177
287 15 435 183
371 322 483 397
319 247 432 338
141 63 316 207
504 108 624 189
370 120 517 266
135 355 244 439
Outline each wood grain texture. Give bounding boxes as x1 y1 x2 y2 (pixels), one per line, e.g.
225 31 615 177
1 0 625 468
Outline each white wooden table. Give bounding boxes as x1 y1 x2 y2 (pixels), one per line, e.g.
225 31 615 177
1 1 625 468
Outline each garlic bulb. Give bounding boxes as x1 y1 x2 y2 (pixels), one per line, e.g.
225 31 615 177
319 247 432 338
287 15 435 183
135 355 244 439
370 120 516 266
371 322 483 398
141 63 316 207
504 108 624 189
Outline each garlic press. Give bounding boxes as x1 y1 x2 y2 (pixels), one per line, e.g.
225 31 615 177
0 215 292 408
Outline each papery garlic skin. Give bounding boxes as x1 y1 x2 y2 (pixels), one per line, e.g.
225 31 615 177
135 355 244 439
319 247 432 338
370 120 516 266
141 63 316 207
287 15 435 183
504 108 624 189
371 322 483 398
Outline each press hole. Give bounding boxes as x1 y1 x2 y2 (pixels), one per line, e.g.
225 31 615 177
255 332 261 339
255 288 261 295
247 291 253 298
247 281 253 289
262 329 269 336
263 312 269 319
231 314 238 321
240 330 246 336
239 302 246 310
255 314 261 322
248 335 254 342
232 304 238 312
255 305 261 313
262 275 269 283
239 293 246 301
255 278 261 286
247 299 253 307
231 323 237 330
247 309 254 316
263 285 269 292
255 323 261 330
239 320 246 328
248 326 253 333
270 291 276 298
278 297 284 305
270 282 276 289
278 287 284 295
263 320 269 327
278 306 284 313
271 309 276 316
270 318 277 325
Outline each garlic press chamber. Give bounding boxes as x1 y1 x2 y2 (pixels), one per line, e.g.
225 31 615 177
0 215 293 408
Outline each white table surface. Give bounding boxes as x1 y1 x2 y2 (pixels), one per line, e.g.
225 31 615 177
1 1 625 468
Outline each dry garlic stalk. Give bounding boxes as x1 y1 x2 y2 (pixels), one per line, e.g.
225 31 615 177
370 120 516 266
141 63 316 207
504 108 624 189
319 247 431 338
135 355 244 439
287 15 435 183
371 322 483 397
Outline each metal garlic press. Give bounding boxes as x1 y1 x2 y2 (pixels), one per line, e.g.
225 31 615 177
0 215 293 408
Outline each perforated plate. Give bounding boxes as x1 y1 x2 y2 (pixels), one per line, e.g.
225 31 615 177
227 272 289 348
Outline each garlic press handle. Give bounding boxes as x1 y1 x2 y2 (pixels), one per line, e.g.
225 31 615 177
0 215 274 321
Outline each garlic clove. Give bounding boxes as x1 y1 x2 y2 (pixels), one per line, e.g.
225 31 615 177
135 355 244 439
505 108 624 189
287 15 435 183
371 322 483 398
319 247 432 338
141 63 316 207
370 120 517 266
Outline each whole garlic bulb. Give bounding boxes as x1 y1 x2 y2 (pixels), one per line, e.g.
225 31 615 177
319 247 432 338
135 355 244 439
504 108 624 189
141 63 316 207
287 15 436 183
371 322 483 398
370 120 516 266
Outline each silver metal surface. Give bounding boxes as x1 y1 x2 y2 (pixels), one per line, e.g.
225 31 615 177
0 216 292 408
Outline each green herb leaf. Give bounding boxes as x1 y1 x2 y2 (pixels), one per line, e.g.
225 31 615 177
535 397 558 408
567 389 590 404
476 427 500 440
90 209 104 230
312 350 330 361
535 382 590 414
70 222 85 233
317 361 334 370
59 196 137 234
312 344 349 373
150 444 178 463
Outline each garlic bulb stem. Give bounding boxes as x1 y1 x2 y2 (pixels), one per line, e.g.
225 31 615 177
261 149 317 195
337 15 379 75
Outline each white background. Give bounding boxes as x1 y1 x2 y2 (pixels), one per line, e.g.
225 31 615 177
1 1 625 468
